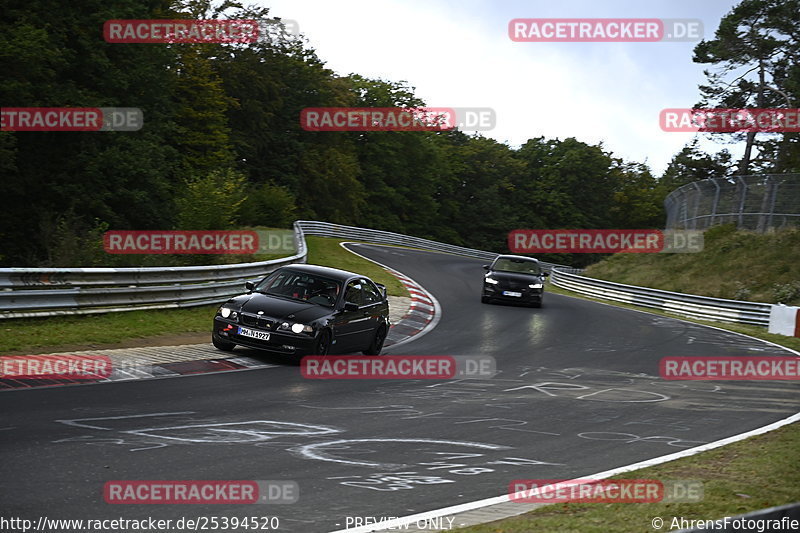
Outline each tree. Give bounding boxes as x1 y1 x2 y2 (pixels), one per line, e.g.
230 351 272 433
660 140 732 192
693 0 800 174
175 168 247 230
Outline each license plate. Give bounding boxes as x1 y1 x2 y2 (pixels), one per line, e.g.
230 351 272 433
238 327 270 341
502 291 522 297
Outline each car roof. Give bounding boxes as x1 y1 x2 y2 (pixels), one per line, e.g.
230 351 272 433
277 263 365 282
493 254 540 263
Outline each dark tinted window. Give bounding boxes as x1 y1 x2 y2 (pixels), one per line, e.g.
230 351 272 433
256 269 341 306
344 280 364 306
362 279 383 304
492 258 541 275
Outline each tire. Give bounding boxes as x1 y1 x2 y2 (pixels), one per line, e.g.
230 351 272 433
530 299 542 308
212 334 235 351
314 330 332 356
363 324 388 356
481 296 490 304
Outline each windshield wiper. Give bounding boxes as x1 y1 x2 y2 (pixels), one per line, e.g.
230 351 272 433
264 292 309 303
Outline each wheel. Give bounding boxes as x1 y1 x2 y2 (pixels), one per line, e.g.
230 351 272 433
530 299 542 308
212 334 235 351
481 295 490 304
363 324 388 355
313 330 332 356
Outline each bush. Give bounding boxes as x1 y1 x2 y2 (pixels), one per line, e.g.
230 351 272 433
175 168 247 230
238 182 296 228
772 281 800 304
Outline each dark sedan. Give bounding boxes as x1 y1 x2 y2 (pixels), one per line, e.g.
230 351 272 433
481 254 549 307
212 264 390 356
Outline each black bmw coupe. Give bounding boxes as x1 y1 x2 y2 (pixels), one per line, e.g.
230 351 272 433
212 264 390 356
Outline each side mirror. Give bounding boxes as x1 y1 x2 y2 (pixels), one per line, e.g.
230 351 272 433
343 302 359 312
542 272 550 278
245 281 255 292
482 265 490 271
376 283 388 300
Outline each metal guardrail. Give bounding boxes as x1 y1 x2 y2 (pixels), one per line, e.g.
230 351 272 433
0 220 775 326
0 225 308 319
295 220 569 272
550 268 773 326
0 220 556 319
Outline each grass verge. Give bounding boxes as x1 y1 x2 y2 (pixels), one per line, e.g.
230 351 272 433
0 237 407 355
583 225 800 305
304 237 408 297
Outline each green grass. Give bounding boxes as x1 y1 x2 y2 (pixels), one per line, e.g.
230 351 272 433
0 305 219 354
304 236 408 297
583 225 800 304
456 422 800 533
0 236 407 355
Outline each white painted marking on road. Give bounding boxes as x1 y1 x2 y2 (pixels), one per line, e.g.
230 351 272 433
294 438 509 468
327 280 800 533
57 412 195 430
329 411 800 533
126 420 340 443
577 388 670 403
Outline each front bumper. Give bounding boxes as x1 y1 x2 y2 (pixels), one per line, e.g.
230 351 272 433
483 283 543 303
213 317 317 355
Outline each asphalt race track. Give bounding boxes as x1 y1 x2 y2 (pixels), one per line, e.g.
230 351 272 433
2 244 798 532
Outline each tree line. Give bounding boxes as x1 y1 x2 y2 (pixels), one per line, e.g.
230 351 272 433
1 0 797 268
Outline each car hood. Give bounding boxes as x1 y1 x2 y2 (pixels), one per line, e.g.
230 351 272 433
486 270 542 283
226 293 332 322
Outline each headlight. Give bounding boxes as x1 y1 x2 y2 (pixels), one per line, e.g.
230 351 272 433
288 323 313 334
220 307 232 318
529 283 543 289
484 277 499 285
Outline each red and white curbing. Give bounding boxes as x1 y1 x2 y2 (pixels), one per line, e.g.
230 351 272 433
383 266 439 349
1 254 441 390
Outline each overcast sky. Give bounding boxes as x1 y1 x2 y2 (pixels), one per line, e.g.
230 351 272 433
259 0 742 176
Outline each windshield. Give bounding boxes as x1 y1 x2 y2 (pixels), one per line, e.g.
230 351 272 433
492 258 541 276
256 270 342 307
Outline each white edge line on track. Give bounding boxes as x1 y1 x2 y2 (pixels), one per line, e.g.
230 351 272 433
327 412 800 533
338 242 442 351
329 243 800 533
550 288 800 358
